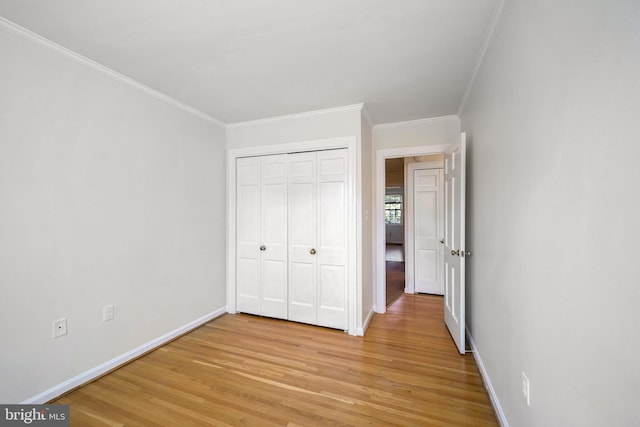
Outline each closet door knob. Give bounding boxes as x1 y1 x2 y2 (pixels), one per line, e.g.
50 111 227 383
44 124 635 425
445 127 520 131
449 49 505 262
310 248 316 255
259 245 266 251
451 249 460 256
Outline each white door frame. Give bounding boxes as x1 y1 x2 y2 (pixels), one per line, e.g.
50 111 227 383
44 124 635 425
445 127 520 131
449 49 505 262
405 161 444 295
374 144 450 313
227 136 358 335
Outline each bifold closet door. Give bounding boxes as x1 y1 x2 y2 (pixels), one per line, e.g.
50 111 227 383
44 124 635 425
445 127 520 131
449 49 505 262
288 149 348 330
236 155 288 319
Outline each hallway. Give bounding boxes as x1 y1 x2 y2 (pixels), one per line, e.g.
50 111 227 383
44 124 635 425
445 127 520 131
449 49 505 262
386 244 405 306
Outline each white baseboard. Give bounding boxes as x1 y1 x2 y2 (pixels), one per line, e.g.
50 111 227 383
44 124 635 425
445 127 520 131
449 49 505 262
466 326 510 427
22 307 227 404
355 308 376 336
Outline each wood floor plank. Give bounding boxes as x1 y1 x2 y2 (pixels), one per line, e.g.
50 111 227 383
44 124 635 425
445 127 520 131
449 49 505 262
54 294 497 426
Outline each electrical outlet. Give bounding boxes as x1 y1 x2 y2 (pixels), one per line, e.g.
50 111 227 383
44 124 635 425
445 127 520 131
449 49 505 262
53 318 67 338
521 371 530 406
103 305 114 322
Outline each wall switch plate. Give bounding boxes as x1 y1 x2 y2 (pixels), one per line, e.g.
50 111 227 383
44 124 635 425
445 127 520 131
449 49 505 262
522 371 530 406
53 318 67 338
103 305 114 322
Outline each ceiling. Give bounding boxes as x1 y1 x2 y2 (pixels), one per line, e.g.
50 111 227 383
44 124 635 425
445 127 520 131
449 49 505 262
0 0 499 125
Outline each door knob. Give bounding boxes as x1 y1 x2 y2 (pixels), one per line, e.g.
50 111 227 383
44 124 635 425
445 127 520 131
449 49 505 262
310 248 316 255
451 249 460 256
259 245 266 251
464 250 472 257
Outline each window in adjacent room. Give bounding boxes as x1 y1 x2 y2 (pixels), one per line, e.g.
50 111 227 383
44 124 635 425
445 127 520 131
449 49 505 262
385 192 403 225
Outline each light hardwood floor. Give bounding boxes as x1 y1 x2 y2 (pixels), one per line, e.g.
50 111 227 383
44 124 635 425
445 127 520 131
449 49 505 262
55 295 497 426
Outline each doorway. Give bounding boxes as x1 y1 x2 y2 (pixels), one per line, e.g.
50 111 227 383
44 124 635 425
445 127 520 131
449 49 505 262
375 144 450 313
384 158 405 306
376 136 467 354
383 155 444 307
406 157 444 296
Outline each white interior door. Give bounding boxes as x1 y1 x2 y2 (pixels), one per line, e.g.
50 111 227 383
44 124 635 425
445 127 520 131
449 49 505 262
288 149 348 330
236 155 287 319
444 133 466 354
236 157 261 315
288 152 317 325
414 168 444 295
260 155 288 319
315 149 348 330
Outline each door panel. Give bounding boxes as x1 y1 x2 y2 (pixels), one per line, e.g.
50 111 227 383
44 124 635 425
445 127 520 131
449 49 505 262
263 260 286 301
444 134 466 354
236 155 288 319
416 249 437 280
236 157 261 314
260 155 288 319
236 186 259 244
288 152 317 324
318 268 347 328
316 150 348 330
236 258 260 313
320 264 345 308
416 191 436 238
414 169 443 294
319 181 346 249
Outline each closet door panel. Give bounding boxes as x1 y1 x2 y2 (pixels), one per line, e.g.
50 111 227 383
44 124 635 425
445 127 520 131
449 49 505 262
236 157 261 314
316 150 348 330
320 265 345 308
288 152 317 324
318 181 346 261
289 263 315 324
260 155 288 319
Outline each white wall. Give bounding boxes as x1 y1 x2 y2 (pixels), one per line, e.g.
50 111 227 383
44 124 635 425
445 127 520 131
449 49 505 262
373 115 460 150
460 1 640 426
226 105 363 149
0 21 227 403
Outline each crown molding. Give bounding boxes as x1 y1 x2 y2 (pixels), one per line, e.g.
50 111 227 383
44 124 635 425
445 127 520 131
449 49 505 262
457 0 510 116
0 16 226 128
227 103 365 129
